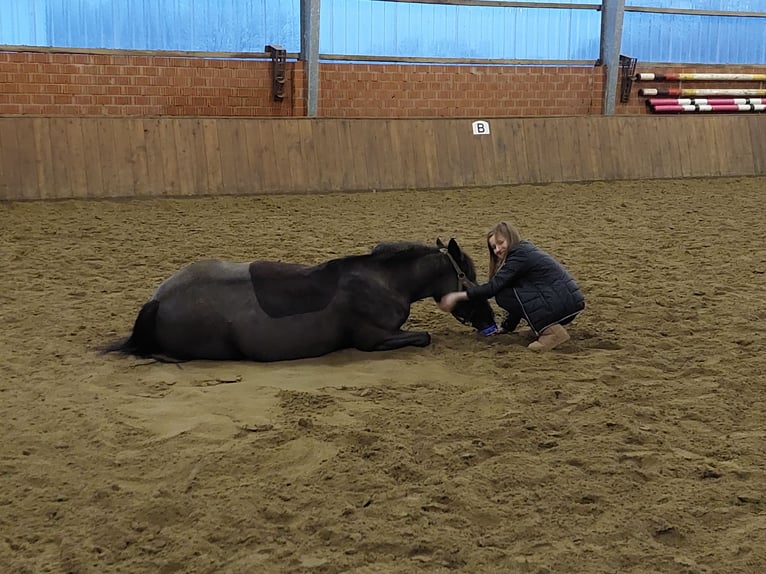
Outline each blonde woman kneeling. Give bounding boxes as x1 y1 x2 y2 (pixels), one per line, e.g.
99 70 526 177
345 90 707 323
439 221 585 352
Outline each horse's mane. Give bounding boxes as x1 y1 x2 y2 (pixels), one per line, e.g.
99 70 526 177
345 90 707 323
366 241 478 281
314 243 433 272
370 241 436 259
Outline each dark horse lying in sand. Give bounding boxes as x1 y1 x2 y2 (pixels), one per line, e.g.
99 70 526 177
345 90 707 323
102 239 496 362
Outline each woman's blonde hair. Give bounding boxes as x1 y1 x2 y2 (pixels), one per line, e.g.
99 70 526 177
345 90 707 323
487 221 522 278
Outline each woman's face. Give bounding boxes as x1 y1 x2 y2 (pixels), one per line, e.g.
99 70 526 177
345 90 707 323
489 233 508 260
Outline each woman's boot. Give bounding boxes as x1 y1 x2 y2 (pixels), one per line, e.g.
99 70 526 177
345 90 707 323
528 324 570 352
516 326 537 340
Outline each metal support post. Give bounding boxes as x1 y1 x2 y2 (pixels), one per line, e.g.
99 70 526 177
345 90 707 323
301 0 321 117
600 0 626 115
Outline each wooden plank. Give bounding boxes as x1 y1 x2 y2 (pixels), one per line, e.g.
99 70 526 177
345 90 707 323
48 117 73 199
360 119 388 192
109 118 136 197
565 116 590 182
474 118 496 187
390 119 420 190
479 119 502 187
126 118 150 197
296 120 320 193
436 120 465 188
281 119 306 193
498 119 529 183
707 117 726 177
418 120 440 189
201 119 223 195
697 117 723 176
402 119 426 190
237 119 262 195
156 119 180 197
670 117 694 179
698 116 722 177
731 117 757 176
698 118 723 176
750 116 766 175
539 118 565 183
710 117 731 176
467 118 496 187
141 118 166 196
6 115 766 201
79 119 103 198
242 120 267 194
214 119 241 196
0 119 24 201
615 118 638 179
573 117 601 181
687 116 708 176
660 116 685 179
582 116 604 181
65 118 88 198
95 118 119 197
336 119 363 191
604 116 625 180
172 119 196 196
520 118 546 183
633 117 662 180
189 119 209 195
12 119 39 200
313 119 344 192
455 119 481 188
260 119 284 193
32 118 54 200
665 116 696 177
495 119 527 185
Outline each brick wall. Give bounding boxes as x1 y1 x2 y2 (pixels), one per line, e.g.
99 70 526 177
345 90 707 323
0 51 302 117
318 64 603 117
1 49 764 118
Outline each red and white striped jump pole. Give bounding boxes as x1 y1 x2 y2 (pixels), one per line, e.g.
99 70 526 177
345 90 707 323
648 97 766 107
640 88 766 97
650 104 766 114
635 73 766 81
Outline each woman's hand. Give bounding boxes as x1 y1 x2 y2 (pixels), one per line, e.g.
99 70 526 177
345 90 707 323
438 291 468 312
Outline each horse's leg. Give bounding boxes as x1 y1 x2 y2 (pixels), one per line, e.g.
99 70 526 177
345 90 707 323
367 330 431 351
340 278 431 352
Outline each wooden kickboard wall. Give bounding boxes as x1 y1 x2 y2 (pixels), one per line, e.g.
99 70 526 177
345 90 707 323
1 115 765 201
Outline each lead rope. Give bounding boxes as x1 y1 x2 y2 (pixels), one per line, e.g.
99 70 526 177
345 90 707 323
440 248 497 335
439 248 475 289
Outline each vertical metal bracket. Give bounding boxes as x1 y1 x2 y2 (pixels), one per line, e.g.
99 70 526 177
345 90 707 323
265 44 287 102
619 55 638 103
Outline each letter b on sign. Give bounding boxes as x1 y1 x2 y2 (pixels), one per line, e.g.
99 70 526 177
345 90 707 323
472 120 490 135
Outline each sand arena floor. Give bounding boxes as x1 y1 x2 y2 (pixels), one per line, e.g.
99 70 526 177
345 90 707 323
1 177 765 573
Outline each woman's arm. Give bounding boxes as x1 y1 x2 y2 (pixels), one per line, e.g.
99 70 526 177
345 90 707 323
438 245 533 312
467 249 531 301
437 291 468 312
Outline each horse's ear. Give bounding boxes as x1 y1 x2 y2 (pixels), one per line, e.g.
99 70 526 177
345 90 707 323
436 238 446 248
447 238 462 259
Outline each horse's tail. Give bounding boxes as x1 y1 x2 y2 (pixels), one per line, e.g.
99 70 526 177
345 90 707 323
100 299 162 358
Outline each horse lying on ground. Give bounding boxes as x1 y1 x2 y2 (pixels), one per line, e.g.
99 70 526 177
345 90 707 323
101 238 496 362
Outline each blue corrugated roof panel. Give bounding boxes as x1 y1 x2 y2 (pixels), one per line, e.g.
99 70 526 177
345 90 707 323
1 0 764 64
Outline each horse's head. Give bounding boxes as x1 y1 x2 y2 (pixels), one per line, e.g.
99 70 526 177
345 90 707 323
436 238 496 333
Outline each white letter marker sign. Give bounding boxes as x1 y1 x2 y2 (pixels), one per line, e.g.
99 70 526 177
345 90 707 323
471 120 490 135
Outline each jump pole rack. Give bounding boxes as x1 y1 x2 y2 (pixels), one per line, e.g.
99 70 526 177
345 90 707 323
632 72 766 114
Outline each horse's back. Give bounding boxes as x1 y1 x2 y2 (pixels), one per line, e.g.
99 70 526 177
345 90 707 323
147 260 255 359
148 258 348 361
152 259 250 299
